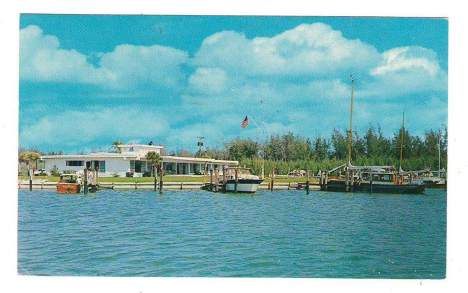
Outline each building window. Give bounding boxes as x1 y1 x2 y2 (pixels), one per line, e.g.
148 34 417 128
130 160 135 172
66 160 84 167
99 161 106 172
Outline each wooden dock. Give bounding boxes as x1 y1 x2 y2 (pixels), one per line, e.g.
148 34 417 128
18 180 320 191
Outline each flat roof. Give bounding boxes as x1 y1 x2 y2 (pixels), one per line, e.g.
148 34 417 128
117 144 163 149
161 155 238 164
41 153 238 165
41 152 137 159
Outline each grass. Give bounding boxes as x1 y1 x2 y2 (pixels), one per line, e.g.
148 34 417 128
19 175 317 183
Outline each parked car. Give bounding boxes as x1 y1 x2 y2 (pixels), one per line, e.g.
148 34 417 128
33 169 47 176
288 169 306 177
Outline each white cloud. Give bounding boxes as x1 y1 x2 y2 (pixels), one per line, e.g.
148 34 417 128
371 46 441 76
361 46 447 97
20 106 170 148
99 44 188 89
192 24 447 102
20 25 105 83
188 67 228 94
193 23 381 77
19 23 448 151
20 25 188 90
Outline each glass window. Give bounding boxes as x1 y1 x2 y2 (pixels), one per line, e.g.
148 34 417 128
66 160 84 167
130 160 135 171
99 161 106 172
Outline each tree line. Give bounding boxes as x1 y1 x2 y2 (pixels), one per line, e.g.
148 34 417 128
19 126 447 176
198 126 447 175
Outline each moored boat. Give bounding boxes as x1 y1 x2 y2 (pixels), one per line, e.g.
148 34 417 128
223 167 263 193
419 169 447 189
56 173 81 194
322 165 425 194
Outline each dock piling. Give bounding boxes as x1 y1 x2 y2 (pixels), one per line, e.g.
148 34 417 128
214 168 219 192
83 168 88 194
222 166 226 192
209 169 213 191
234 168 238 193
270 169 275 192
28 167 32 191
306 170 310 194
153 166 157 192
159 167 163 194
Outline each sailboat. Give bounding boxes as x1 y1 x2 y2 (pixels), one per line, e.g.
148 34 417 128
419 130 447 188
320 76 425 194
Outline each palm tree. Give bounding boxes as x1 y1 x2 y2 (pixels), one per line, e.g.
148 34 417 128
146 151 162 192
19 151 41 190
19 151 41 172
111 140 123 153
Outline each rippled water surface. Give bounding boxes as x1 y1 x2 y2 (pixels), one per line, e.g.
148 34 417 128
18 189 446 278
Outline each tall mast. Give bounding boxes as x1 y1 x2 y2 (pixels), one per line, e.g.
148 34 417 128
347 75 355 166
438 129 441 177
399 112 405 172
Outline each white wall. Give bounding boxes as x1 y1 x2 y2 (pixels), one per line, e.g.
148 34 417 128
105 158 131 177
44 158 131 177
44 158 82 174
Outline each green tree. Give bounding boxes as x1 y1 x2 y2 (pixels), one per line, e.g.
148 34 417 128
19 151 41 172
226 139 259 161
313 137 329 160
331 129 347 159
111 140 123 153
146 151 162 191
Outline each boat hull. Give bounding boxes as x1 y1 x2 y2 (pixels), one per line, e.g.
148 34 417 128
57 183 81 194
225 179 263 193
424 182 447 189
422 179 447 189
324 180 425 194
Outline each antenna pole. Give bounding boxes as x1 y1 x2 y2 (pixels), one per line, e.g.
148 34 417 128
399 112 405 172
438 129 441 177
347 75 355 166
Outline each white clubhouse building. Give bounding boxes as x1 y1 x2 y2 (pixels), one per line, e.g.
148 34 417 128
41 144 238 177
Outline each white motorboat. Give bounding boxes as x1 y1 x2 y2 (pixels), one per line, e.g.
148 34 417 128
223 167 263 193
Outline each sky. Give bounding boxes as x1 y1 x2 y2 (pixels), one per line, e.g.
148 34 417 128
19 15 448 154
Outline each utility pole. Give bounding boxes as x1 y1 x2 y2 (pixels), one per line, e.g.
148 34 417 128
197 136 205 157
399 112 405 172
438 129 441 177
347 75 355 166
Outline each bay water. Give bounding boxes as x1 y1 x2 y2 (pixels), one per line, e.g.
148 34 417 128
18 189 446 278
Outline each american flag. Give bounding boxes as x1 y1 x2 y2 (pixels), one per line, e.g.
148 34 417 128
241 116 249 128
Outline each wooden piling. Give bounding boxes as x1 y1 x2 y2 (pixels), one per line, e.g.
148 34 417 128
28 167 32 191
234 168 238 193
159 167 163 194
270 169 275 192
306 170 310 194
214 168 219 192
369 171 373 193
222 166 226 192
153 166 157 192
83 168 88 194
209 169 213 191
345 168 350 192
325 171 329 191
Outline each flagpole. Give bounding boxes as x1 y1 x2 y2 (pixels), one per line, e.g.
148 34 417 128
248 116 267 179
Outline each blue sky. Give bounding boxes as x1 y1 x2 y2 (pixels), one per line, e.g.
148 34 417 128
19 15 448 153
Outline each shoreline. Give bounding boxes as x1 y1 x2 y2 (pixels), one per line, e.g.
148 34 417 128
18 180 320 191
